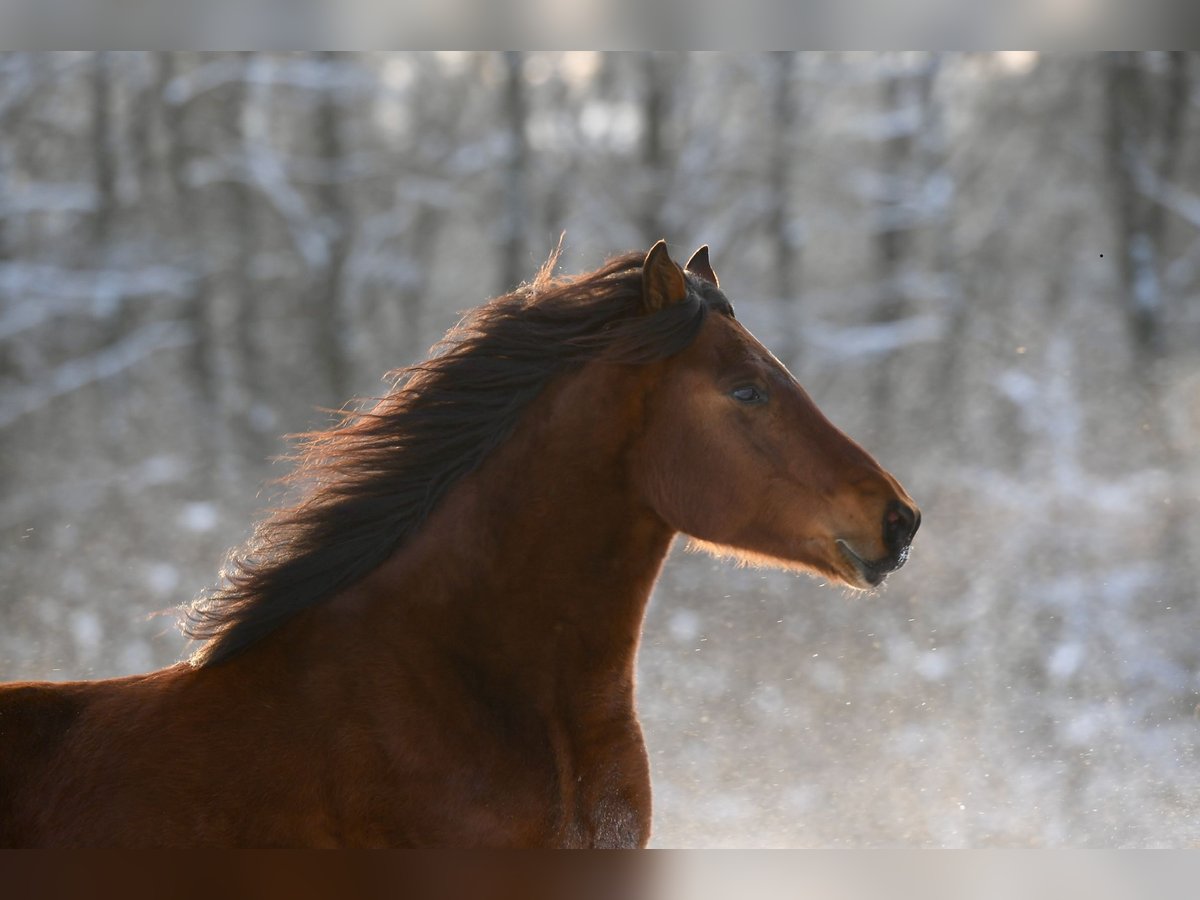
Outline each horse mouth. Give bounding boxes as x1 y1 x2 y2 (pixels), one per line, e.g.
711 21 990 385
836 539 905 589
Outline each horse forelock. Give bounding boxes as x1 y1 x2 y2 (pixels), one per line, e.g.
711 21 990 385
182 249 730 667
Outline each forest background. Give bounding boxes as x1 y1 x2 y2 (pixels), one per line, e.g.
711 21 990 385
2 51 1199 846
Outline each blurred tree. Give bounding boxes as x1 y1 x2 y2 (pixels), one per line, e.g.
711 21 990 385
1104 51 1190 363
767 51 800 366
639 52 669 246
89 52 116 246
499 51 528 294
1103 51 1197 625
870 53 941 434
158 53 191 206
230 52 263 457
310 51 352 406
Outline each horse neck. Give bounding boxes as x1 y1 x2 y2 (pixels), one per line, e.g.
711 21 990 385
341 363 676 696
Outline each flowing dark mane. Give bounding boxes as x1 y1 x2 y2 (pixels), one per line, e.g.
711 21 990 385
183 250 731 666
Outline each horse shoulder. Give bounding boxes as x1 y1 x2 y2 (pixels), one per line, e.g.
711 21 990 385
0 666 209 846
0 679 91 846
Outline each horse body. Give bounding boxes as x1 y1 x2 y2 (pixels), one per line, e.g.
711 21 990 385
0 243 919 847
3 362 665 847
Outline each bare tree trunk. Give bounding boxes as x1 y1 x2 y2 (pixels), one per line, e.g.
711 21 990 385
158 53 192 209
90 52 116 246
1103 51 1184 362
161 53 219 487
129 52 177 216
498 51 529 293
1105 52 1157 357
397 204 443 362
216 53 265 469
0 97 10 265
874 61 909 319
919 53 967 450
639 53 668 246
1147 52 1189 248
1154 52 1194 616
387 56 455 365
540 73 574 255
128 53 155 203
1103 52 1195 617
869 57 915 433
767 52 800 366
311 51 352 405
870 54 938 438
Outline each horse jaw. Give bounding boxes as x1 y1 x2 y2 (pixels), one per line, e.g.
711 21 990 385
681 537 884 593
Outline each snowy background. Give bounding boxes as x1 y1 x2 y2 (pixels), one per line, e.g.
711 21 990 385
2 52 1199 846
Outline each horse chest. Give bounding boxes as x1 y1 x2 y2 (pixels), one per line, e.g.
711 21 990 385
536 712 653 849
376 703 652 848
552 745 651 848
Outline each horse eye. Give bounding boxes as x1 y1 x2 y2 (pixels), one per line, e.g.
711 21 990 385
731 385 765 404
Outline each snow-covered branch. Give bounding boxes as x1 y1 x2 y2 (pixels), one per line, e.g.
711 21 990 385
0 320 194 428
0 263 198 339
1133 157 1200 232
0 182 98 218
0 53 87 123
801 313 945 362
162 55 379 107
188 150 331 271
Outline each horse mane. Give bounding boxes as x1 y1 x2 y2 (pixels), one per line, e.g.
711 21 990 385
183 249 731 667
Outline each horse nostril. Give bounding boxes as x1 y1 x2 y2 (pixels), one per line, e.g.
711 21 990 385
883 501 919 554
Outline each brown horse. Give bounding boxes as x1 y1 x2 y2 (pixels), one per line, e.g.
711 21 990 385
0 242 919 847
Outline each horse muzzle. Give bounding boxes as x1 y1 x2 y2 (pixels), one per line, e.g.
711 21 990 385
837 500 920 588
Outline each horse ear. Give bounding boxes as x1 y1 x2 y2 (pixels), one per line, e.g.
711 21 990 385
642 240 687 312
685 245 719 288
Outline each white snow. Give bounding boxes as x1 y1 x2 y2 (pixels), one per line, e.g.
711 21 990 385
178 502 219 533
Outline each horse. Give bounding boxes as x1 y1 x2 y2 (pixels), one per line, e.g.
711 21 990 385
0 241 919 847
